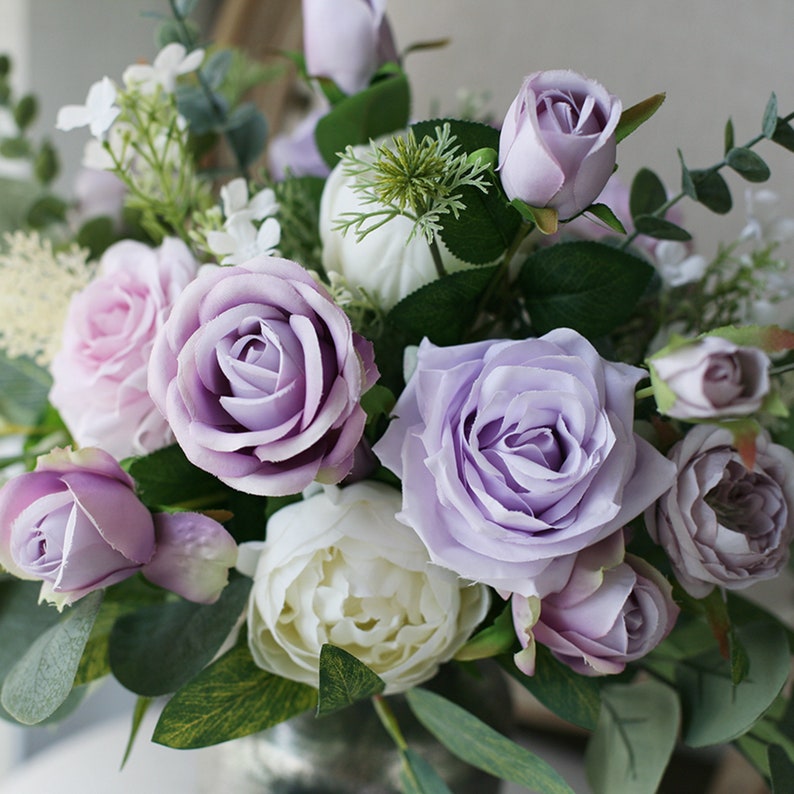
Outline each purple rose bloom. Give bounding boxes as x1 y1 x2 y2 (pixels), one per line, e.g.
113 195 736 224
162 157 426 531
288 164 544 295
268 105 331 182
649 336 770 420
302 0 398 95
0 447 156 608
148 256 379 496
512 532 678 677
646 425 794 598
498 70 622 220
374 329 676 597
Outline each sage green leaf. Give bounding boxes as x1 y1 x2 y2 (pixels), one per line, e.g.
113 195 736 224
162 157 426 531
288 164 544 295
679 622 790 748
770 744 794 794
633 215 692 241
724 118 735 155
518 241 654 338
152 642 317 748
615 93 665 144
224 102 268 170
406 687 575 793
772 119 794 153
0 175 39 234
690 169 732 214
315 71 411 168
726 148 770 183
1 590 103 724
499 647 601 731
629 168 667 219
317 645 385 717
762 93 779 139
0 349 51 426
121 696 152 769
109 572 251 696
400 748 455 794
585 679 680 794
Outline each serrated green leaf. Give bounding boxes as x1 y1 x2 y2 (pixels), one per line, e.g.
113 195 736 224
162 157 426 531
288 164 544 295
763 93 779 139
586 679 680 794
615 93 665 144
406 687 575 793
152 642 317 748
1 590 102 724
690 169 733 214
726 148 770 183
518 241 655 338
401 748 455 794
633 215 692 241
499 647 601 732
317 645 385 716
109 572 251 696
629 168 668 219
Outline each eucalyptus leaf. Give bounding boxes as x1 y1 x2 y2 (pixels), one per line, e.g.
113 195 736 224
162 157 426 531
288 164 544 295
724 118 735 155
317 644 385 716
518 241 655 338
406 687 575 793
615 93 665 144
726 147 770 183
1 590 102 724
633 215 692 241
0 348 51 426
585 678 680 794
690 169 733 214
769 744 794 794
202 49 233 91
762 93 779 139
629 168 667 219
401 748 455 794
225 103 267 169
153 642 317 748
109 572 251 696
771 119 794 153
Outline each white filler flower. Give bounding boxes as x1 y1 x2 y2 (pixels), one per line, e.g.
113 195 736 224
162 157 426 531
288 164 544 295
56 76 120 140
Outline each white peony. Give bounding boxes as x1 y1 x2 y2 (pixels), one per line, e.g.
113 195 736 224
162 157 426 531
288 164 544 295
238 482 489 694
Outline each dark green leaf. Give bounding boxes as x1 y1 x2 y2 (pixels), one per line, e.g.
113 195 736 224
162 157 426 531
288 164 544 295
13 94 37 130
401 748 455 794
763 93 779 139
633 215 693 241
109 572 251 696
690 169 733 214
629 168 668 219
724 119 735 155
406 687 575 793
586 679 680 794
518 241 655 338
315 71 410 168
769 744 794 794
615 93 666 144
175 84 226 135
76 216 116 259
726 147 771 183
678 150 696 199
153 642 317 748
121 696 153 769
585 202 626 234
26 194 68 228
771 119 794 153
225 103 268 169
0 137 29 158
33 140 59 184
201 49 233 91
499 647 601 731
317 645 385 716
1 590 102 724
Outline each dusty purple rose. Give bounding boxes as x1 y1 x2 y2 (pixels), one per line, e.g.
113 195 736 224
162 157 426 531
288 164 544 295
268 105 331 182
148 255 378 496
50 237 199 459
0 447 156 608
374 329 676 597
498 70 622 220
646 424 794 598
649 336 770 420
512 532 678 676
302 0 398 95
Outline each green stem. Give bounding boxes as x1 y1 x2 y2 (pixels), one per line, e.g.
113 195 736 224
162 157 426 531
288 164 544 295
770 362 794 377
428 236 447 279
635 385 655 401
372 695 407 751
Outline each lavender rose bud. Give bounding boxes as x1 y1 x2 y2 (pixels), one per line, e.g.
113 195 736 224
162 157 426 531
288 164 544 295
512 533 678 677
50 237 199 459
648 335 770 420
268 105 331 182
646 424 794 598
374 329 676 597
302 0 398 95
148 255 379 497
498 70 622 220
0 447 156 608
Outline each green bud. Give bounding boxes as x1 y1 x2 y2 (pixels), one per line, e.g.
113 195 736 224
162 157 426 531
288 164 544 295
466 147 497 171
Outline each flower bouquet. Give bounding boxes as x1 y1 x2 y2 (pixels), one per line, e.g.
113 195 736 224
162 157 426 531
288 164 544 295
2 1 794 792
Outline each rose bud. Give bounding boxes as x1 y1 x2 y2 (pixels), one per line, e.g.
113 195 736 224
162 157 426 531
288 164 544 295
498 70 622 220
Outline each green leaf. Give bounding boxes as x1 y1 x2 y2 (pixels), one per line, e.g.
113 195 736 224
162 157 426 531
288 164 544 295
121 696 152 769
201 49 233 91
153 642 317 748
455 605 516 662
13 94 37 130
401 748 455 794
584 202 626 235
499 646 601 732
317 645 385 717
387 265 497 347
224 103 267 169
406 687 575 793
771 119 794 153
615 93 666 144
315 71 411 168
518 241 655 338
109 572 251 696
586 679 680 794
633 215 692 241
76 216 116 259
726 147 771 183
679 621 790 747
1 590 102 724
763 93 779 139
0 349 51 426
629 168 668 219
26 194 68 228
769 744 794 794
690 169 733 214
0 176 39 233
724 119 735 155
678 150 696 200
175 84 226 136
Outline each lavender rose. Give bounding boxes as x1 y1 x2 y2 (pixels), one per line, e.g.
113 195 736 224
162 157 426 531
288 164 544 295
268 105 331 182
374 329 676 598
148 255 378 496
512 532 678 677
646 424 794 598
50 237 198 459
498 70 622 220
648 336 770 420
302 0 398 95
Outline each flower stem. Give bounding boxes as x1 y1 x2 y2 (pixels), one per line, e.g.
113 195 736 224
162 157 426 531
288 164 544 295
428 236 447 279
635 385 656 401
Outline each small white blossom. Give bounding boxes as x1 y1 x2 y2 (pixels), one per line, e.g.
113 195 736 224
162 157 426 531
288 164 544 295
56 77 120 140
207 216 281 265
220 178 279 225
654 240 707 288
740 189 794 246
123 43 205 94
